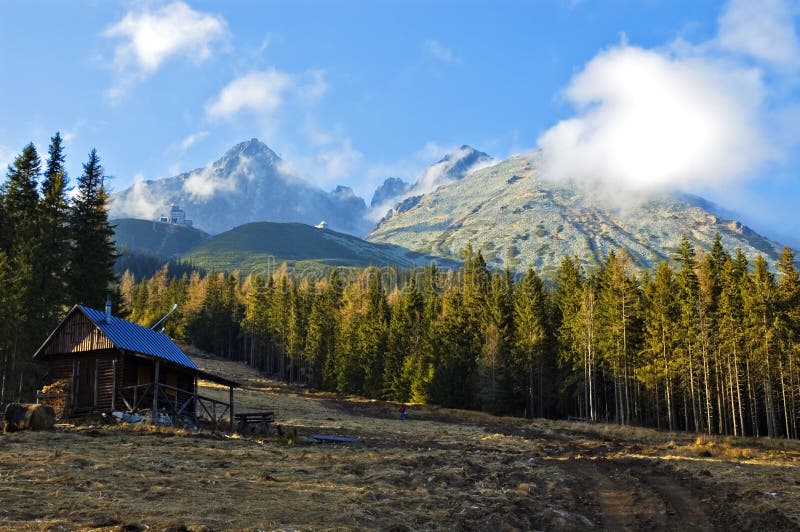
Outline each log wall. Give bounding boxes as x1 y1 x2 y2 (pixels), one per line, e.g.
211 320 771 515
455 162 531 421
42 311 114 355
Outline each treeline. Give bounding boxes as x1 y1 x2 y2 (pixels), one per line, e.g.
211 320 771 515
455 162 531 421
115 247 204 279
0 134 116 403
122 238 800 439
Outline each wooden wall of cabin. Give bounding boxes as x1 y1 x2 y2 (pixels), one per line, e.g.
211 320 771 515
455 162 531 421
119 354 194 391
45 350 119 413
42 311 114 355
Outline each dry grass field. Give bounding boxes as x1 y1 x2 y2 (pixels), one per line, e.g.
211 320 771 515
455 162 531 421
2 355 800 531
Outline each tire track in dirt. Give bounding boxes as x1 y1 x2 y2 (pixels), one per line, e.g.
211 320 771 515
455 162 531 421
558 457 711 531
640 472 711 529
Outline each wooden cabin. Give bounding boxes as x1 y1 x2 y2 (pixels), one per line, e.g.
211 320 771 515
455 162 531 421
33 305 239 428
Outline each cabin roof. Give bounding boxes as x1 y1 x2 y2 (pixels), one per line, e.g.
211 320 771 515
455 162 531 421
77 305 197 371
34 305 241 387
33 305 198 371
77 305 199 371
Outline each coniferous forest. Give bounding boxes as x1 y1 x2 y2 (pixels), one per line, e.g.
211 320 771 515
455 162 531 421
0 134 116 403
120 239 800 440
2 136 800 441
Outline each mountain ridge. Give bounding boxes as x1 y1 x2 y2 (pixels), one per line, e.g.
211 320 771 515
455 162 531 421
367 152 788 274
111 138 371 236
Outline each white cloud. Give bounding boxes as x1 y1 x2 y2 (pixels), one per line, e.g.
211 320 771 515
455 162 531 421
205 69 294 120
534 0 800 197
424 40 461 64
538 45 769 192
105 1 227 73
280 137 364 189
183 153 261 200
103 1 227 98
315 139 364 183
206 69 328 121
297 69 329 104
179 130 209 151
717 0 800 70
110 176 165 220
62 119 87 144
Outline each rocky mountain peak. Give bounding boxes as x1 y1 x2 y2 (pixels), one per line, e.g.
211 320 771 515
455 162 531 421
216 138 281 173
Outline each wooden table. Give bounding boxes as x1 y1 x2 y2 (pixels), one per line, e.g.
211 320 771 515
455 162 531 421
234 411 274 433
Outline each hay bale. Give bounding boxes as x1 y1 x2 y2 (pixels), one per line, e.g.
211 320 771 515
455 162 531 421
28 404 56 430
2 403 56 432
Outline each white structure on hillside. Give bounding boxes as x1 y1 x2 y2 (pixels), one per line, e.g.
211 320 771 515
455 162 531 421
159 204 193 227
315 220 328 229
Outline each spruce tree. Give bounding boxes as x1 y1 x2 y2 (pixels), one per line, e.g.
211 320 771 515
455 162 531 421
69 149 116 308
1 143 40 252
40 132 71 316
1 143 46 397
384 277 423 401
513 268 547 418
642 262 679 430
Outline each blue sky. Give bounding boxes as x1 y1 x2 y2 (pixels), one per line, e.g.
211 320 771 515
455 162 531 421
1 0 798 246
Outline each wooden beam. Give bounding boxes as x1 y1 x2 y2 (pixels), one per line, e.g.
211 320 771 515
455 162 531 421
229 385 235 432
111 358 117 411
71 359 79 414
93 359 98 407
152 360 160 424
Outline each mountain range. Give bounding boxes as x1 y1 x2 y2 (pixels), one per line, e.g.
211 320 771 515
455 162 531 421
367 152 785 274
111 139 371 235
111 139 790 274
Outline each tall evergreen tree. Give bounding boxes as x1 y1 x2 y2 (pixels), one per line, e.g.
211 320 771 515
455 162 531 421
40 132 71 319
69 149 116 308
512 268 547 418
1 143 45 397
642 263 679 430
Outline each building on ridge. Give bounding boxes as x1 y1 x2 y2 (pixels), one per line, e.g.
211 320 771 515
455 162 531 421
158 204 193 227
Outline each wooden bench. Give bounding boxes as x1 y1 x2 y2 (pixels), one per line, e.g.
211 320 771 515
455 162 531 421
234 411 275 433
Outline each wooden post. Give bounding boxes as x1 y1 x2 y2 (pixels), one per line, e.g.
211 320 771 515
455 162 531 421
152 361 160 424
229 385 235 432
111 359 117 411
193 374 198 425
93 359 99 407
72 360 79 414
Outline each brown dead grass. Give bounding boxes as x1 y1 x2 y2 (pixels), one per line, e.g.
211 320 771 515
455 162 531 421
1 354 799 531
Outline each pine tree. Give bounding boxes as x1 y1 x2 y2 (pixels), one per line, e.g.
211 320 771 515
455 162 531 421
306 278 337 388
776 247 800 438
427 284 478 408
745 255 779 437
513 268 547 418
642 262 679 430
69 149 116 308
0 251 16 404
242 275 272 369
1 143 40 252
597 250 641 425
360 268 389 397
477 270 514 414
39 132 71 320
554 257 592 418
674 235 701 431
1 143 44 397
405 265 440 403
384 277 423 401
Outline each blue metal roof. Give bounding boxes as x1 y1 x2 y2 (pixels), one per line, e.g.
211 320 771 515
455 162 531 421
79 305 197 371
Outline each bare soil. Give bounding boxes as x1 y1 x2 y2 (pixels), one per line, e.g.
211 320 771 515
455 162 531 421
1 355 799 531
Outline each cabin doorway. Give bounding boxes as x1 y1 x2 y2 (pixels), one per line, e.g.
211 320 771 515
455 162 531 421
75 359 96 409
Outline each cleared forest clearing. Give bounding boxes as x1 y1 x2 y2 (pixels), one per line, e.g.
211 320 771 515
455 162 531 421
1 356 799 531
